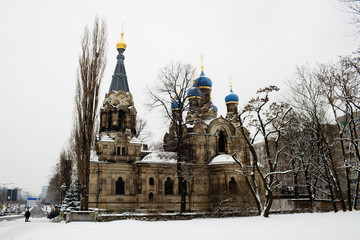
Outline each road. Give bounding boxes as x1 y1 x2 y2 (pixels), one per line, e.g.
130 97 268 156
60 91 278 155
0 214 23 222
0 206 46 222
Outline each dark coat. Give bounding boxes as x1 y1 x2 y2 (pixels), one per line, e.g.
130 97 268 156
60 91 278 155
25 210 30 218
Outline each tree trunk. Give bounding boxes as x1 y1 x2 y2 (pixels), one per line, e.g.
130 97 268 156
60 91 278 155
302 163 314 211
263 191 273 217
353 171 360 209
291 160 299 199
177 115 186 214
345 167 352 211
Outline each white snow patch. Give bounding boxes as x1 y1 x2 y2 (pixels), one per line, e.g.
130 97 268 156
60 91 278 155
130 136 142 144
208 154 235 165
204 117 215 125
136 151 177 164
0 211 359 240
90 150 99 162
99 134 114 142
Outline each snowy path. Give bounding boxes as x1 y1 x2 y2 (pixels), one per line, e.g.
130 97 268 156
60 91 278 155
0 211 359 240
0 215 23 222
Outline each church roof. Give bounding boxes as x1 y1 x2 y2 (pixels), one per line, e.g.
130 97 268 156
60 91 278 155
225 89 239 104
109 47 130 93
187 86 202 99
136 152 176 164
99 134 115 142
194 71 212 89
130 136 142 144
208 154 235 165
171 100 183 110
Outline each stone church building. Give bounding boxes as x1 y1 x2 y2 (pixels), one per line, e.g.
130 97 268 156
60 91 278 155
88 32 259 213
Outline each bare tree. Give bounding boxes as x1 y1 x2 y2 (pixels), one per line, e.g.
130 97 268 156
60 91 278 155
136 118 149 142
282 112 316 204
59 148 74 193
286 65 350 212
234 85 292 217
147 62 194 213
318 54 360 210
46 171 61 204
339 0 360 35
74 17 107 210
46 146 75 205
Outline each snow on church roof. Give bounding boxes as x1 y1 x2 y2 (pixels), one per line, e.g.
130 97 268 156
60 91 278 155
130 136 142 144
136 152 176 164
208 154 235 165
100 134 115 142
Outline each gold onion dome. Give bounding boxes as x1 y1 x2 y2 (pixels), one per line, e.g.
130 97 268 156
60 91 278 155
116 32 127 49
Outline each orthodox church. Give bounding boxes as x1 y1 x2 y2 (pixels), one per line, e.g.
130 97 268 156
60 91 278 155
88 31 259 213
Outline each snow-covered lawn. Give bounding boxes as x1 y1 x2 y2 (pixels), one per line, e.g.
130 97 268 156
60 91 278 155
0 211 359 240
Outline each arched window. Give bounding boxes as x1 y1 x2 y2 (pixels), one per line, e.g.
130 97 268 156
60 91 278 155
218 130 227 153
117 147 120 155
119 110 125 128
116 177 125 195
229 177 236 194
101 113 108 129
149 177 154 186
122 147 126 156
149 192 154 202
111 111 119 128
165 177 174 195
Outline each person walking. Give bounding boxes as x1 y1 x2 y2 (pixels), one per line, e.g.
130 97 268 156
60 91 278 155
24 209 30 222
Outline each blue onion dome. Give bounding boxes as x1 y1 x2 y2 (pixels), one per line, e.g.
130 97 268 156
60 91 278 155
187 86 202 99
225 89 239 104
195 71 212 89
211 101 218 112
171 100 182 110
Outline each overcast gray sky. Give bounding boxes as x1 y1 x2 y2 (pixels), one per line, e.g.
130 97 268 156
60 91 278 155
0 0 358 195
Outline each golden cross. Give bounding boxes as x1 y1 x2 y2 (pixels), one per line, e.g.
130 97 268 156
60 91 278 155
121 23 124 40
201 53 204 71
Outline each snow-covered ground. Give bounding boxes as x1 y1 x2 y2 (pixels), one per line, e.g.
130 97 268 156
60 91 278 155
0 211 359 240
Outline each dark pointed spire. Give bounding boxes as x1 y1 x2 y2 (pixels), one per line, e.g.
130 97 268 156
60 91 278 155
109 48 129 92
109 28 130 93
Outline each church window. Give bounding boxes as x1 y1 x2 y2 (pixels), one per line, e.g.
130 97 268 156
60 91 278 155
149 177 154 186
111 112 119 127
149 192 154 202
119 110 125 128
122 147 126 156
229 177 236 194
116 177 125 195
165 177 174 195
101 113 108 128
117 147 120 155
218 130 227 153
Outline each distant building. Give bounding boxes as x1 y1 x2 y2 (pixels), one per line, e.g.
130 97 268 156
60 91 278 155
40 186 48 202
7 188 20 202
337 112 360 201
